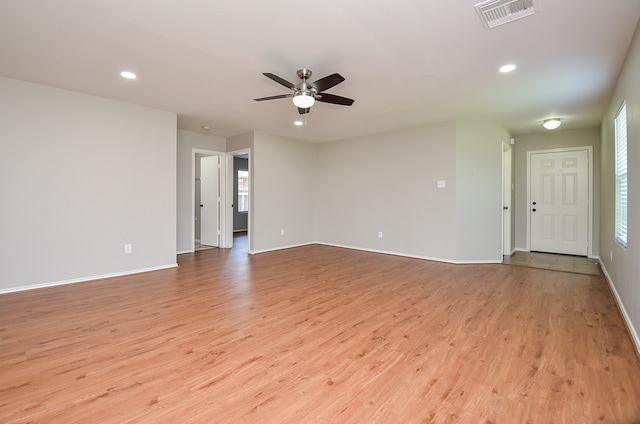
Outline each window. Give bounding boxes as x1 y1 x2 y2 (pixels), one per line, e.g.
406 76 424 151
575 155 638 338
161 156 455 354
237 169 249 212
614 102 628 247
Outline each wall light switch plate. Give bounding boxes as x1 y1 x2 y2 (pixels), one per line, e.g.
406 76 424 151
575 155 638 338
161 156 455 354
437 180 446 188
124 244 132 254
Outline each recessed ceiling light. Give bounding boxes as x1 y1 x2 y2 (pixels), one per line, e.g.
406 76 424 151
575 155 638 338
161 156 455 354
499 64 516 73
543 118 561 130
120 71 137 79
294 120 304 126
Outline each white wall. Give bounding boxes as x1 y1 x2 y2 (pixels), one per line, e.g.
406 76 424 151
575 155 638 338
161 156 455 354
176 129 226 253
455 120 504 262
227 132 254 153
0 76 177 292
315 120 504 263
315 122 459 261
252 131 316 253
600 20 640 350
513 128 601 254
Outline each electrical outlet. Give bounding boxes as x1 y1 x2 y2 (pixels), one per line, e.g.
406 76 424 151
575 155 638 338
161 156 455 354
378 232 383 239
124 244 132 254
280 228 285 236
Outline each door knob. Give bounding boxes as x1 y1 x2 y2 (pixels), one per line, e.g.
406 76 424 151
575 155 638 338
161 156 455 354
532 201 537 205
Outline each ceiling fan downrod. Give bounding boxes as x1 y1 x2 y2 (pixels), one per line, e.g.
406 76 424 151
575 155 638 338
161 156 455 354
293 68 316 108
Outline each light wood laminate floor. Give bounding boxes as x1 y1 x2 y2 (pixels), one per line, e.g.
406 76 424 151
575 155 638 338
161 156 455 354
1 244 639 423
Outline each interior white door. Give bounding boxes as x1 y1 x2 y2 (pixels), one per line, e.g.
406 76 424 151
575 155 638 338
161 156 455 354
200 155 220 247
530 150 588 255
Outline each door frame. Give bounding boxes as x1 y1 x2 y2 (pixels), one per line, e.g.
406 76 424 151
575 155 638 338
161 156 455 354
224 149 251 251
526 146 593 257
191 148 227 251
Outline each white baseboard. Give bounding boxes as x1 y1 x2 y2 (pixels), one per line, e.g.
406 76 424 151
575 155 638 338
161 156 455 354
0 264 178 295
313 242 502 264
251 242 315 255
248 240 503 264
600 262 640 358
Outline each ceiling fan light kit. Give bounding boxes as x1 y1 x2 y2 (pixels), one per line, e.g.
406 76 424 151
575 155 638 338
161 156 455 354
255 68 354 115
293 91 315 108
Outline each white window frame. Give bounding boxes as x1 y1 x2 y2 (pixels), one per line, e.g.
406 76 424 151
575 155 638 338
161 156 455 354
614 101 628 247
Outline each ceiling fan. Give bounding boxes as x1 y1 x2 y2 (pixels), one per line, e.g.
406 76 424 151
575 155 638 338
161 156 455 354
254 69 355 115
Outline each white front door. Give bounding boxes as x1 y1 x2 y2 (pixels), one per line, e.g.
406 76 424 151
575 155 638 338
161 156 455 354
200 155 220 247
530 149 588 255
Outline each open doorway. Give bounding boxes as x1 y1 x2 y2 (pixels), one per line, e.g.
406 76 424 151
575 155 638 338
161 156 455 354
233 154 249 235
225 149 251 253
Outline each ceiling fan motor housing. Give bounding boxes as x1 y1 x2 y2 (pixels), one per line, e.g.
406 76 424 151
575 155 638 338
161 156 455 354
296 69 317 96
296 68 313 79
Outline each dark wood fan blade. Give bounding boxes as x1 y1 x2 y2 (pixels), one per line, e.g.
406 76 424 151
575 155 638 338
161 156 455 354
316 93 355 106
310 73 345 93
254 94 292 101
298 107 310 115
263 73 295 89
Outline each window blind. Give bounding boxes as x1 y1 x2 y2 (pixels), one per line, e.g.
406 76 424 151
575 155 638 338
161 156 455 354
614 102 628 246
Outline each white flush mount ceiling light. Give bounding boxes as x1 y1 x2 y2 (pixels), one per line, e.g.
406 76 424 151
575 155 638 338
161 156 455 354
294 120 304 126
543 118 561 130
202 125 211 131
499 64 516 73
292 90 315 108
120 71 137 79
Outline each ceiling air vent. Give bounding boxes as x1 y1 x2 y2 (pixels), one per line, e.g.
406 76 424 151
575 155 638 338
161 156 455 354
474 0 539 29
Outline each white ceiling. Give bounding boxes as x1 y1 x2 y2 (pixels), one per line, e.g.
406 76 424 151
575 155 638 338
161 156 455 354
1 1 638 143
